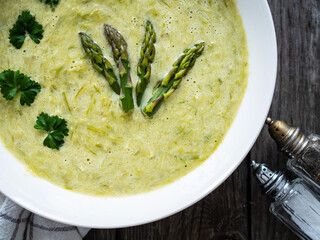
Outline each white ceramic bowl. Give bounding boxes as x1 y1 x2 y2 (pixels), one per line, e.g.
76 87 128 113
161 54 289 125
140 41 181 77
0 0 277 228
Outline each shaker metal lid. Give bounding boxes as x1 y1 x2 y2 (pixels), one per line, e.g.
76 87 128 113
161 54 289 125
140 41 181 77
251 161 289 200
266 118 308 157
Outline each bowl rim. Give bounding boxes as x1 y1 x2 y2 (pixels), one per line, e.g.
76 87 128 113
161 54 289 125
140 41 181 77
0 0 277 228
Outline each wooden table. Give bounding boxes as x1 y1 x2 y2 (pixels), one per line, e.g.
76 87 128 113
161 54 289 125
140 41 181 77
85 0 319 239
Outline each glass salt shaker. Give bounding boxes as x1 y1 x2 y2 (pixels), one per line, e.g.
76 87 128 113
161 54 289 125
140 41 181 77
251 161 320 240
266 118 320 192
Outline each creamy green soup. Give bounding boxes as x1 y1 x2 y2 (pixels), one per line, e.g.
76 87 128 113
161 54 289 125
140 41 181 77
0 0 248 195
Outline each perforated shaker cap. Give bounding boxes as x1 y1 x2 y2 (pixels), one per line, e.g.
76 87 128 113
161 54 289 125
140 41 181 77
266 118 309 158
251 161 289 200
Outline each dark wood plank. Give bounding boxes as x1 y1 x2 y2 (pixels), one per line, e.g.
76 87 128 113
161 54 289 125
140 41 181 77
84 229 116 240
249 0 320 239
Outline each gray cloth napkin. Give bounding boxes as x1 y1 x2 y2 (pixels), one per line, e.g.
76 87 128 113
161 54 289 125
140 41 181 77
0 193 90 240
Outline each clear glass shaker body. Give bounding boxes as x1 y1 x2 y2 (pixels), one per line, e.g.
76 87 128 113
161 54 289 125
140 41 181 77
270 179 320 240
287 134 320 191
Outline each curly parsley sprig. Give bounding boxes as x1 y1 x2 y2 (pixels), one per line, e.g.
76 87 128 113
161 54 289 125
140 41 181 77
0 70 41 106
34 113 69 150
39 0 60 8
9 11 44 49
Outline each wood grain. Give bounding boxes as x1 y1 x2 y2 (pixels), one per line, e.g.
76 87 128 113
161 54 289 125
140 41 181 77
84 0 319 239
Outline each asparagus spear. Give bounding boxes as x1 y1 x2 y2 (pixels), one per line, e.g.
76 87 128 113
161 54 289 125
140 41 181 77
79 32 120 94
104 24 134 111
143 42 205 117
136 21 156 106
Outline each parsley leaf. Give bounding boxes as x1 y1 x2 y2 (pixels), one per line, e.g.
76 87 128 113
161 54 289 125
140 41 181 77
39 0 60 8
27 19 44 44
34 113 69 150
9 22 26 49
9 11 44 49
0 70 41 106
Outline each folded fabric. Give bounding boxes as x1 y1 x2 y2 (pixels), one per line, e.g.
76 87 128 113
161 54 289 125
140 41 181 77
0 193 90 240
